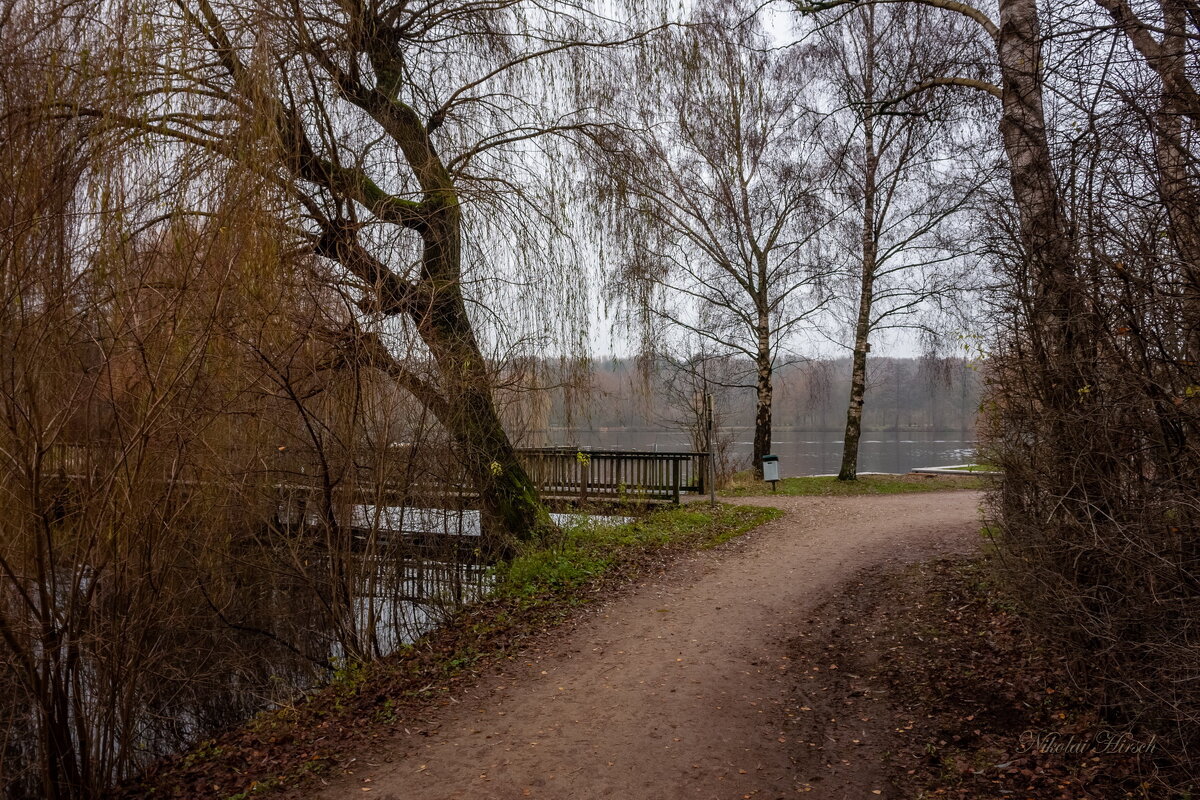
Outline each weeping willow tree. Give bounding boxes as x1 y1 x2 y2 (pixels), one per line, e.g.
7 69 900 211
44 0 653 552
1 2 663 796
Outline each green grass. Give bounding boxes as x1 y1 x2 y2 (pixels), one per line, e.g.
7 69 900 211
496 503 783 600
720 472 986 497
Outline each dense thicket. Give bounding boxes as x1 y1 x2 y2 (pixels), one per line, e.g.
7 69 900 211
983 0 1200 780
799 0 1197 782
0 62 482 794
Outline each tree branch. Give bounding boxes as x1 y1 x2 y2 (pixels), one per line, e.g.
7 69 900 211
793 0 998 43
881 76 1003 108
1093 0 1200 123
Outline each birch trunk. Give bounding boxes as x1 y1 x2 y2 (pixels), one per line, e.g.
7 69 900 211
839 7 879 482
753 310 773 479
996 0 1082 389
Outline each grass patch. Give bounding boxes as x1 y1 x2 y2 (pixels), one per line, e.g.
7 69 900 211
123 502 780 800
496 503 782 599
720 471 986 497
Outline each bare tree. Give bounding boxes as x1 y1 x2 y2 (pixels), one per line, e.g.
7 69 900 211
597 2 832 477
652 339 744 486
813 2 990 480
795 0 1079 389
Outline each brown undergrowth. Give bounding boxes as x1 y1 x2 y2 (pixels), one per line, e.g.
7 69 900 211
783 556 1193 799
112 503 779 800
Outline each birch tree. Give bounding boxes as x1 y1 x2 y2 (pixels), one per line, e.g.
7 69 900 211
597 2 831 476
815 2 989 480
797 0 1080 392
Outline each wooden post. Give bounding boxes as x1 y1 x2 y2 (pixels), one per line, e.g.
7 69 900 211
672 458 681 504
707 394 717 506
580 453 588 504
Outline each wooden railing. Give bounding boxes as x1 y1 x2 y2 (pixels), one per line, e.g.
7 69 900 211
34 442 709 505
516 448 707 503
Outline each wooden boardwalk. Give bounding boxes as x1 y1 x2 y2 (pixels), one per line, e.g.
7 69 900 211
38 444 709 556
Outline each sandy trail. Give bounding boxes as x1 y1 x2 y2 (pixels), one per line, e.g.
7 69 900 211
320 492 983 800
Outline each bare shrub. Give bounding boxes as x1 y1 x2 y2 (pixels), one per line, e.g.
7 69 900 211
977 2 1200 781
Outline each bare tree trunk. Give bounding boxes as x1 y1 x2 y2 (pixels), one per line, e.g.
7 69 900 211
753 311 773 479
997 0 1082 382
838 304 872 479
839 8 878 482
991 0 1096 546
753 356 773 479
1151 0 1200 364
331 31 554 554
417 211 552 556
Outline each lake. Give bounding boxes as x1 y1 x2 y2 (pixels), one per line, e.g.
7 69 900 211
534 429 977 476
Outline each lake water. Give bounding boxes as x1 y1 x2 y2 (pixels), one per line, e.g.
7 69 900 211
348 507 633 537
535 429 976 476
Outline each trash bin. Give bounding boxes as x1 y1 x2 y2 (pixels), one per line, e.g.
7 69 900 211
762 454 779 482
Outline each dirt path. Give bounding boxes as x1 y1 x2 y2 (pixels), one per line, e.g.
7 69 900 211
320 492 983 800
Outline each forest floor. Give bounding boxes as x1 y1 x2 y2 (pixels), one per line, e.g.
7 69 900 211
308 491 992 800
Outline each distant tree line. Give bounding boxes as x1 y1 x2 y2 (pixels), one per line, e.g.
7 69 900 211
533 356 983 436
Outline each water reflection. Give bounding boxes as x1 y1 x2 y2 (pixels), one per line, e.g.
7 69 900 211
335 557 493 659
1 504 631 799
351 506 631 535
